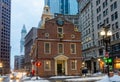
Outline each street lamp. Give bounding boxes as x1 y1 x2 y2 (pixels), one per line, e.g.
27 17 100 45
98 58 101 72
100 25 112 76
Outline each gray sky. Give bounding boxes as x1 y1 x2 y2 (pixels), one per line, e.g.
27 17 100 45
11 0 44 69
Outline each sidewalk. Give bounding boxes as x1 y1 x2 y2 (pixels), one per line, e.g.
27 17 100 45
22 76 50 82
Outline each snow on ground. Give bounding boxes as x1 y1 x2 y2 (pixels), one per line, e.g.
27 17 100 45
24 80 50 82
50 75 80 79
96 75 120 82
65 76 103 82
23 76 50 82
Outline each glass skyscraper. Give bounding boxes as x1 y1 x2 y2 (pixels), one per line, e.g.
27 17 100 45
45 0 78 15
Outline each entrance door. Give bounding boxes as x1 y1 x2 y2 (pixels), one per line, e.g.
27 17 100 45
57 64 62 75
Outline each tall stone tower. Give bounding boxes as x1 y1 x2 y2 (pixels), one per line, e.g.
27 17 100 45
38 5 53 28
20 25 27 55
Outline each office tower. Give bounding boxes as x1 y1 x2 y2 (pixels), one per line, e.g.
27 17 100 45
14 25 27 71
14 55 24 70
45 0 78 15
0 0 11 74
20 25 27 55
78 0 120 73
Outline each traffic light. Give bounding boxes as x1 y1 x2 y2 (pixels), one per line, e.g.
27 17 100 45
108 58 112 65
103 57 112 65
35 62 41 67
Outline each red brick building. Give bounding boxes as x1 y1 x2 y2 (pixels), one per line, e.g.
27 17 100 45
31 15 82 77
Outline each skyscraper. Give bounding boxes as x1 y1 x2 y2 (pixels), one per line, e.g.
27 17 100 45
20 25 27 55
14 25 27 71
0 0 11 74
45 0 78 15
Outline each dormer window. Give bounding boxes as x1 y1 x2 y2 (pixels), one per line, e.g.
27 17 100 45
58 27 63 33
57 27 64 38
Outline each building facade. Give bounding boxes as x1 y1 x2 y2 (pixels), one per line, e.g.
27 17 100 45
14 55 24 71
45 0 78 15
0 0 11 74
31 16 82 77
24 27 37 72
78 0 120 72
78 0 98 73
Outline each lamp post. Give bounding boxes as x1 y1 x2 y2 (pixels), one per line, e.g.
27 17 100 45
100 26 112 76
98 58 100 72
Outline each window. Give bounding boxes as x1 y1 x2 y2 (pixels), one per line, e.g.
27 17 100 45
104 18 109 24
112 34 115 40
58 27 63 33
115 12 118 19
115 22 119 29
111 14 114 21
44 60 51 71
116 32 119 39
58 43 64 54
71 60 77 70
111 12 118 21
103 8 108 17
44 42 51 54
70 43 76 54
103 0 108 8
97 14 101 22
96 0 100 6
96 6 101 13
112 24 115 30
111 1 117 11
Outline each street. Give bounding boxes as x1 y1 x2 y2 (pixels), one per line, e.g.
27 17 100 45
0 76 21 82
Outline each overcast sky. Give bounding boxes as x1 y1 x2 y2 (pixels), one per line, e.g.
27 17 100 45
11 0 44 69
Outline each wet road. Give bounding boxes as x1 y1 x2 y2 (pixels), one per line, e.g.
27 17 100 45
1 77 21 82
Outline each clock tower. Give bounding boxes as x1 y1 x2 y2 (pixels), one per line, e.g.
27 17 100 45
38 5 53 29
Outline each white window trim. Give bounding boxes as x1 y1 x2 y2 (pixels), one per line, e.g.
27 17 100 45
71 60 77 70
70 43 76 54
57 27 63 33
44 42 51 54
44 60 51 71
58 43 64 54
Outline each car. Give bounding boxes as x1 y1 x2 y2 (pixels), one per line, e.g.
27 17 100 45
10 73 19 80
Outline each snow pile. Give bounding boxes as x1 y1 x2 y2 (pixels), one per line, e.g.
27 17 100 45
31 76 43 80
50 75 80 79
23 76 50 82
96 75 120 82
65 76 103 82
92 72 103 76
22 76 31 80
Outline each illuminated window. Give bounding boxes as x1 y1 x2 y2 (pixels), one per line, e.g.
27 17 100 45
44 60 51 71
